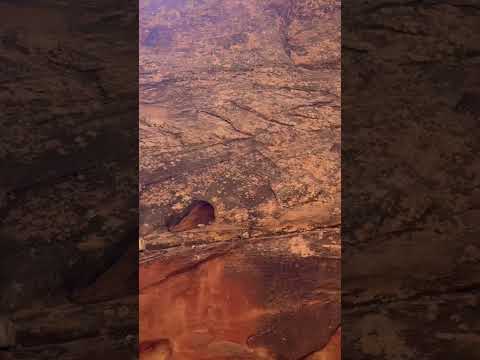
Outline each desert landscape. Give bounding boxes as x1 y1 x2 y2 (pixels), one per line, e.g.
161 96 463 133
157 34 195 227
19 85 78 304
139 0 341 359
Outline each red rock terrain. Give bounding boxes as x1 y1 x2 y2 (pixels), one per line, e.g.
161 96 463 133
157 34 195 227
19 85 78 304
139 0 341 359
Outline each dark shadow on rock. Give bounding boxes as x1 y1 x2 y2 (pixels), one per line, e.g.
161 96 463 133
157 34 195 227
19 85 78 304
167 200 215 232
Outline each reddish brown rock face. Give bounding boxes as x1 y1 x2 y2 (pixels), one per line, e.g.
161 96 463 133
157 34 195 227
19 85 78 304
140 0 340 358
141 258 261 359
140 230 340 359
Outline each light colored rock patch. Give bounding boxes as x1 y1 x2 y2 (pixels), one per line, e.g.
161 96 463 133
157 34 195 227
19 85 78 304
288 236 314 257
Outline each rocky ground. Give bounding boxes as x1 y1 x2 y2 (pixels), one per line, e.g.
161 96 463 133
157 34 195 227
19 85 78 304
139 0 340 359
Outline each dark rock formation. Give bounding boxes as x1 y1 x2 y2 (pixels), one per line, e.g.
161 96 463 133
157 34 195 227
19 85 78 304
1 1 138 359
343 1 480 359
167 200 215 232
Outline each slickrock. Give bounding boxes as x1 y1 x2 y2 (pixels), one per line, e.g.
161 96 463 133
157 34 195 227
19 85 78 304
140 0 340 359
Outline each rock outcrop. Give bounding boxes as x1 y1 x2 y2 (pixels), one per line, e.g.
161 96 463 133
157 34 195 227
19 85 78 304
140 0 340 359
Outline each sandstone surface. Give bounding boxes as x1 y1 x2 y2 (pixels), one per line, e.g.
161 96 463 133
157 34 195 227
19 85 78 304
140 1 341 359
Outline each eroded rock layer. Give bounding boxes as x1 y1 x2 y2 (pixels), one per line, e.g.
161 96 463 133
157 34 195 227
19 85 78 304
140 0 340 359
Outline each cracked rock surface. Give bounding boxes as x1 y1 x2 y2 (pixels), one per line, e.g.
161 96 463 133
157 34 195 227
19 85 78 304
140 0 340 359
